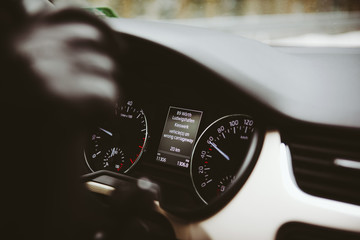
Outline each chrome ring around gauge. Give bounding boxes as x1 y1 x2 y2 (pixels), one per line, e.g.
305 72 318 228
190 114 256 204
84 100 148 174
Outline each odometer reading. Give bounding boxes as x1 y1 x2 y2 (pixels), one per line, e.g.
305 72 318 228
191 115 255 204
156 106 202 169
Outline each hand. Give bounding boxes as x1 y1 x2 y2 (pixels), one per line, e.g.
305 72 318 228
2 7 124 239
13 7 120 119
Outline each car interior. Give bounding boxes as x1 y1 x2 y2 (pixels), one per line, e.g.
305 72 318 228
8 0 360 239
81 14 360 239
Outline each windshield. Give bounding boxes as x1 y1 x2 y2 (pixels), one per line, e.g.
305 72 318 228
56 0 360 47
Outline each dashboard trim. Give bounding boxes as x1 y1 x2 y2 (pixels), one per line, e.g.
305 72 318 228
161 131 360 239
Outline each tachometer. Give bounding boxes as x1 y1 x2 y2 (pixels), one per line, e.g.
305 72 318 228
84 100 148 173
191 114 256 204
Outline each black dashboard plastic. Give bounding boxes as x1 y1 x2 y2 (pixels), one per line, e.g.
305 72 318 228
276 222 360 240
108 18 360 129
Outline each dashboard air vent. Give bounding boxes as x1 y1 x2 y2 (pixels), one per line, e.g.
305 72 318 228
276 222 360 240
285 128 360 206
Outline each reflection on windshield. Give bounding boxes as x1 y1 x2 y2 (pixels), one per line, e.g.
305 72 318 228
59 0 360 47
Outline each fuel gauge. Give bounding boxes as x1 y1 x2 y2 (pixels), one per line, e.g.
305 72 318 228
103 147 125 172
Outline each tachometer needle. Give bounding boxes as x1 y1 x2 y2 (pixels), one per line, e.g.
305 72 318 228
209 142 230 161
99 127 113 136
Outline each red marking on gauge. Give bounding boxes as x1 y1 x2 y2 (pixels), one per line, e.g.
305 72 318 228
117 163 123 171
217 188 220 196
205 161 208 164
130 158 133 164
139 145 143 149
209 148 212 151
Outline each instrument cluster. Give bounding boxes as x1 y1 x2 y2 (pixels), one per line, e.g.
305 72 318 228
84 99 261 208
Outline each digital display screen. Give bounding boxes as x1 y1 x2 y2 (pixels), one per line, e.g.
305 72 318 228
156 106 203 168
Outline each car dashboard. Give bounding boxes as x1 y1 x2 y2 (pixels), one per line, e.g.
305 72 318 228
80 18 360 239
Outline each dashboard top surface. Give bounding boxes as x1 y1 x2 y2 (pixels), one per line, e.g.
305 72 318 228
107 18 360 129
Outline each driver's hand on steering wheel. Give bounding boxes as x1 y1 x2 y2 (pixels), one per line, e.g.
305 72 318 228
1 4 123 239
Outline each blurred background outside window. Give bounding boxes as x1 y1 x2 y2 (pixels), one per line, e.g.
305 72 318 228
55 0 360 47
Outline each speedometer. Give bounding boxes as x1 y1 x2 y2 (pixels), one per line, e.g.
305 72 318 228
191 114 258 204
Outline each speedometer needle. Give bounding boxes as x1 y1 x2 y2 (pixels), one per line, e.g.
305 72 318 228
209 142 230 161
99 127 113 136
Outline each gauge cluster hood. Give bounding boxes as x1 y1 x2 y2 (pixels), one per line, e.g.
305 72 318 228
107 18 360 129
